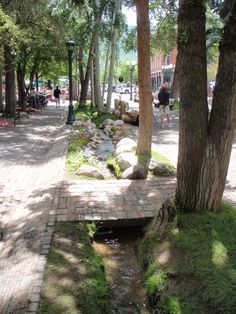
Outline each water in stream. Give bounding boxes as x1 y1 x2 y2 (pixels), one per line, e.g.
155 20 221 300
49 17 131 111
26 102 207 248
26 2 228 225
93 227 151 314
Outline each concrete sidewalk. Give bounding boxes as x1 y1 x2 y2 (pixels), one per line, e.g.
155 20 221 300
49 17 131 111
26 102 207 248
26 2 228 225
152 107 236 207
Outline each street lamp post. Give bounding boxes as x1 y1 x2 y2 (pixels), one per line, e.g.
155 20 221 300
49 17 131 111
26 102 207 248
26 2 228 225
65 40 75 125
126 60 136 101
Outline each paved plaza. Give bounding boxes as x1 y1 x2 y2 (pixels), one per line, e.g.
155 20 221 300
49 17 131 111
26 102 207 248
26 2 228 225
0 102 235 313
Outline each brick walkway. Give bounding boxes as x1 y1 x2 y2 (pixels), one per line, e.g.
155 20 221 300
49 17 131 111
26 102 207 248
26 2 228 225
0 105 70 313
56 178 176 223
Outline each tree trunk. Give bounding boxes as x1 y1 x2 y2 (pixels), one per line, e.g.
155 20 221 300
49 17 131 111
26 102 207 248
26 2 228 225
170 54 180 100
0 69 3 112
4 44 16 115
176 1 236 212
94 34 103 111
79 2 105 107
91 55 95 107
201 2 236 211
17 66 27 108
107 0 120 111
136 0 153 157
102 43 110 103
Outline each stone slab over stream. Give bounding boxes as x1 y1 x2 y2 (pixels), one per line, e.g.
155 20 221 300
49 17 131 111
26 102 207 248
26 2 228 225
56 178 176 223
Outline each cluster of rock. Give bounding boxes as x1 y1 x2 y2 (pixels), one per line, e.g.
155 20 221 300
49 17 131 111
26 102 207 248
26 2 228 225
72 119 174 180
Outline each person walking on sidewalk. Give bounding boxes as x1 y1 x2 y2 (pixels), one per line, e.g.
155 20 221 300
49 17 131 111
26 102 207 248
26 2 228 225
54 86 61 107
158 84 170 128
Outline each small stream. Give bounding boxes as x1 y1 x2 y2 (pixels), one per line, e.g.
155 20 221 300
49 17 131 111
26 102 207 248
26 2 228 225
93 227 151 314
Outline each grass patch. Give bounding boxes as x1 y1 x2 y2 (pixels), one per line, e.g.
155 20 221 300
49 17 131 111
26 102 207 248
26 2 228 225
140 204 236 313
151 150 176 176
38 222 110 314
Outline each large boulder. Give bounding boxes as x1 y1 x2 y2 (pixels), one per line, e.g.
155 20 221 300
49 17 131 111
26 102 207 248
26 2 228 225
116 137 136 148
100 119 114 129
116 152 138 171
122 165 146 179
76 165 105 180
113 119 125 127
115 138 137 155
149 161 176 176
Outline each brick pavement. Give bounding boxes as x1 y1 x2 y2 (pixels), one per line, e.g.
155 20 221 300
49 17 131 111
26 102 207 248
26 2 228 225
0 105 70 313
56 178 176 223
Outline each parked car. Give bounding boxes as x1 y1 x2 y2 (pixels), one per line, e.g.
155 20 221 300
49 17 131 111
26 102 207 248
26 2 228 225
115 84 137 94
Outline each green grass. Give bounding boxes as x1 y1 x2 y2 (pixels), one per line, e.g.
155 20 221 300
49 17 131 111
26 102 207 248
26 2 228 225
38 222 110 314
140 203 236 313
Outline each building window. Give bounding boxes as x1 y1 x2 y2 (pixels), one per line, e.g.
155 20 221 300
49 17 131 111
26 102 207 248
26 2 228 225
166 54 170 65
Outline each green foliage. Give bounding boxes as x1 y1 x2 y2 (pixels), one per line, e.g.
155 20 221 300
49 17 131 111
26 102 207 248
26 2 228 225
38 221 110 314
66 123 97 172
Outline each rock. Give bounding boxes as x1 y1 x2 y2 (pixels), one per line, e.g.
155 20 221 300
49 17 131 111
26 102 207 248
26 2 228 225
100 119 114 129
86 121 96 129
116 152 138 171
122 165 146 179
103 125 112 135
76 165 105 180
113 120 125 127
150 162 175 176
115 138 137 155
148 159 160 170
116 137 137 148
73 120 84 127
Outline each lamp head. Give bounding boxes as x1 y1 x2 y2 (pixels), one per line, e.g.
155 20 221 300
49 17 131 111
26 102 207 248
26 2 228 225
65 40 75 51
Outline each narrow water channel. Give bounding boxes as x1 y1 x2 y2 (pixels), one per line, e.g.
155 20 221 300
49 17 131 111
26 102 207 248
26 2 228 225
93 227 151 314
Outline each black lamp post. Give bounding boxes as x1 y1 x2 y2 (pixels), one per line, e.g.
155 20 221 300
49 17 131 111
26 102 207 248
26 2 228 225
65 40 75 125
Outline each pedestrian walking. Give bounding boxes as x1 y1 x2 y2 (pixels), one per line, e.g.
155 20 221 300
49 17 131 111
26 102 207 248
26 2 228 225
158 84 170 128
54 86 61 107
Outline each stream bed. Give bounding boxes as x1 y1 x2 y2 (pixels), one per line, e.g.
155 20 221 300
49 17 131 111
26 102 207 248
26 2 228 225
93 227 151 314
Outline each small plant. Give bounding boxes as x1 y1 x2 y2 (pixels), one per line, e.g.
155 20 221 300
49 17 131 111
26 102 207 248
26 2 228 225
106 155 122 178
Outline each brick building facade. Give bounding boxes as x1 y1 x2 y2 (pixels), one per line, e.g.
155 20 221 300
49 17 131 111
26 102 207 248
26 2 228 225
150 48 177 92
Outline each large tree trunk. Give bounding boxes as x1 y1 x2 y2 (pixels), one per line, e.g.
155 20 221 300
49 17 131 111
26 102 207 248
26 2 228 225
107 0 120 111
201 2 236 211
0 69 3 112
17 66 27 108
94 34 103 111
4 44 16 115
102 43 110 103
136 0 153 157
176 1 236 212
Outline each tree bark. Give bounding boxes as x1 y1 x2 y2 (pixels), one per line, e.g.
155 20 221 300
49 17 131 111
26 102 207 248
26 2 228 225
0 70 3 112
107 0 120 111
4 44 16 115
102 43 110 103
176 1 236 212
17 66 27 108
201 2 236 211
94 34 103 111
136 0 153 157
